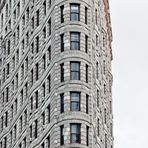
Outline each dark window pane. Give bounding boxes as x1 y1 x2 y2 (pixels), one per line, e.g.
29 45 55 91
70 124 81 143
60 93 64 113
70 32 80 50
70 62 80 80
70 92 80 111
70 4 80 21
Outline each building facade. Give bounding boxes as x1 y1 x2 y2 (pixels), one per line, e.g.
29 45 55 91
0 0 113 148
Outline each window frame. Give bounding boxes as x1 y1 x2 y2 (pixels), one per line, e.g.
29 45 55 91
60 33 64 52
70 32 80 50
60 63 64 82
70 62 80 80
70 4 80 21
60 125 64 145
70 92 81 111
70 123 81 144
60 5 64 23
60 93 64 113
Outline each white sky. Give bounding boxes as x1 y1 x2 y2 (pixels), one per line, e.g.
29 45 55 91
110 0 148 147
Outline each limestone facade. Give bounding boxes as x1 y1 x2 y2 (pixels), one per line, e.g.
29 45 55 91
0 0 113 147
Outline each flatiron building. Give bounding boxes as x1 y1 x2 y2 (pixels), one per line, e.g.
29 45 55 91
0 0 113 147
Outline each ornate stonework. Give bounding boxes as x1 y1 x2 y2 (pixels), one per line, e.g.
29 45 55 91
0 0 113 147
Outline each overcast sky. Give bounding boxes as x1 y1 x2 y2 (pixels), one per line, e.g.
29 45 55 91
110 0 148 147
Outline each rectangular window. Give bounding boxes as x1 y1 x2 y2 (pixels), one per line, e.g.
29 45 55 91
31 69 33 86
26 57 28 73
48 46 51 61
30 97 33 111
43 27 46 39
86 94 89 114
60 125 64 145
49 0 51 8
21 64 24 79
86 64 88 83
32 17 34 30
48 75 51 93
20 116 22 132
30 125 32 138
26 32 29 47
86 126 89 146
5 112 8 127
43 1 46 16
104 108 107 124
35 120 38 138
85 35 88 53
47 104 50 123
70 32 80 50
48 19 51 36
60 5 64 23
70 123 81 143
15 99 17 114
4 137 7 148
22 15 25 29
16 74 18 88
105 134 107 148
60 93 64 113
24 110 27 126
96 62 99 79
8 40 10 55
10 131 12 144
17 2 20 17
104 84 106 94
25 83 28 98
97 119 99 136
35 91 38 109
95 9 97 25
70 62 80 80
14 125 16 140
31 42 34 54
96 35 98 46
60 34 64 52
47 135 50 148
70 92 80 111
1 116 3 130
36 63 39 80
97 89 99 107
110 101 112 114
2 92 4 103
22 40 24 53
110 123 113 136
36 10 39 26
42 112 45 125
11 105 13 120
21 89 23 105
6 87 9 102
43 54 46 70
70 4 80 21
27 8 29 23
85 7 88 24
103 60 106 75
0 141 2 148
13 33 16 46
42 83 45 97
23 137 26 148
13 56 15 69
41 143 44 148
16 49 19 63
36 36 39 53
60 63 64 82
